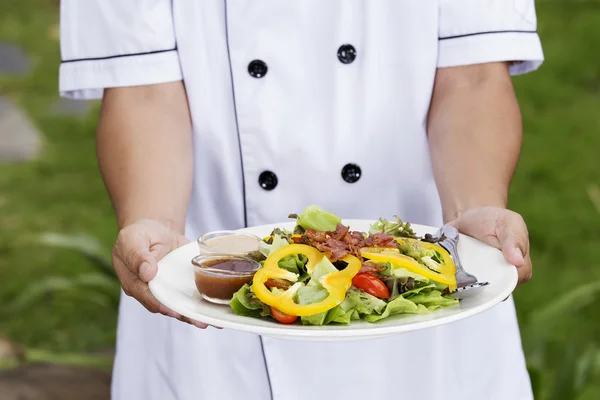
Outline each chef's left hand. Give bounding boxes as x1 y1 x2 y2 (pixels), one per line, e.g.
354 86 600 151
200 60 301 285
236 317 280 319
448 206 532 286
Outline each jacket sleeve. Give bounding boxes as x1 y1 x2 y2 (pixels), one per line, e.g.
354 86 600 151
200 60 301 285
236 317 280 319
59 0 182 99
437 0 544 75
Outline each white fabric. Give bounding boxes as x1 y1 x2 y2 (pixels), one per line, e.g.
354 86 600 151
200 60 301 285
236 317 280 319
59 0 182 99
59 1 544 399
438 0 544 74
59 50 182 100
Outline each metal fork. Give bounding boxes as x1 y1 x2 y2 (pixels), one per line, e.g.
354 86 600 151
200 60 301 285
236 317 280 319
430 224 489 294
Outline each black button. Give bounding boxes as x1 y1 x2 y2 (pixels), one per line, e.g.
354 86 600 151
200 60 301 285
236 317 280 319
337 44 357 64
248 60 268 78
341 163 361 183
258 171 278 190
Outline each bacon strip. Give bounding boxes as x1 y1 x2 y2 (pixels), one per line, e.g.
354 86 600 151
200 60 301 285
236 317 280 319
359 261 387 274
265 278 294 290
296 224 397 262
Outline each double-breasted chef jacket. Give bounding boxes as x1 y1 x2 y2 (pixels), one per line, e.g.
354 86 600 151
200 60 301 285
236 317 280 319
60 1 544 399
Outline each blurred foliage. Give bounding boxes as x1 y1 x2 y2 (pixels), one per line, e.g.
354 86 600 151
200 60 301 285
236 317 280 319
0 0 600 398
0 0 118 354
6 233 119 315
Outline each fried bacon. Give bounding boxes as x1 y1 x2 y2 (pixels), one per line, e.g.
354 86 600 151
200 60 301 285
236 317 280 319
359 261 388 274
364 232 397 248
264 278 294 290
294 223 397 261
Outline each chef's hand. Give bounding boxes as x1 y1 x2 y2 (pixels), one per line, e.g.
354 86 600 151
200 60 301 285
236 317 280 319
112 219 209 328
448 206 532 286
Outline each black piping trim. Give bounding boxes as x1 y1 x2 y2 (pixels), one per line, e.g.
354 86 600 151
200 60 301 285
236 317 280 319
258 336 274 400
224 0 248 228
61 46 177 63
439 30 537 41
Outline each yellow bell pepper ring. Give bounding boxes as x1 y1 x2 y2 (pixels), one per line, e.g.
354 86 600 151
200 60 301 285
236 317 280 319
360 245 457 291
251 244 362 317
396 238 456 272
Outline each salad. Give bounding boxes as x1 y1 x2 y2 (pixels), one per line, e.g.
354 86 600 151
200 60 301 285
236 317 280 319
230 205 459 325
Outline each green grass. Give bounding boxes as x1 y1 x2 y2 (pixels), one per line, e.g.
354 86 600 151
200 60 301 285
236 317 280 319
0 0 118 353
510 1 600 343
1 0 599 398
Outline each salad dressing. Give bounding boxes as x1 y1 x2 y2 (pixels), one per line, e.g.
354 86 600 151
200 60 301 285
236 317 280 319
192 256 260 304
202 235 260 254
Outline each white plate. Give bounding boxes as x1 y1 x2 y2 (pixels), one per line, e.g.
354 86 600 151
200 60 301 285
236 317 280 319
149 220 518 341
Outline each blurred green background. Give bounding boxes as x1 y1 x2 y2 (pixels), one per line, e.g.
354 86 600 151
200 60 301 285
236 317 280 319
1 0 599 399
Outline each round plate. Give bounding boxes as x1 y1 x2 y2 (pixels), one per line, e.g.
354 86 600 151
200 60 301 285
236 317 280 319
148 220 518 341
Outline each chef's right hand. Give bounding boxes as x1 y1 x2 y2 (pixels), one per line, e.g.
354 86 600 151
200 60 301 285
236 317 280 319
112 219 209 329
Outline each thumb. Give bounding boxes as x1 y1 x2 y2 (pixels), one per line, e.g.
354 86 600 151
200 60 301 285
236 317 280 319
114 227 158 283
148 234 189 262
144 234 190 281
138 259 158 283
496 215 528 268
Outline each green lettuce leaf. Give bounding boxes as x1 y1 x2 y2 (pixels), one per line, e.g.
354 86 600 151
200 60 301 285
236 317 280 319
324 306 355 325
296 284 329 305
229 284 271 317
300 310 329 325
308 257 338 284
391 266 429 282
400 283 437 297
368 216 416 238
364 296 430 322
407 290 458 309
396 241 444 273
396 240 434 261
346 288 387 315
259 235 310 281
384 275 417 299
295 205 341 232
258 234 289 257
278 254 308 276
296 257 338 325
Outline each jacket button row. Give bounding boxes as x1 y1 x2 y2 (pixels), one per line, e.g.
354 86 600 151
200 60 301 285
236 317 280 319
258 164 361 191
247 44 357 79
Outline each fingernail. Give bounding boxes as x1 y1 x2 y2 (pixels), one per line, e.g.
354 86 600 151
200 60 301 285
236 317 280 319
139 262 153 281
191 321 207 329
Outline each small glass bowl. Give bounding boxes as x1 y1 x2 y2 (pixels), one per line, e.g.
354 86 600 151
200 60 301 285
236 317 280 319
197 230 262 256
191 253 261 305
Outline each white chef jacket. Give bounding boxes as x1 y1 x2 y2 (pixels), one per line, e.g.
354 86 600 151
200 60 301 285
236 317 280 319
59 1 544 399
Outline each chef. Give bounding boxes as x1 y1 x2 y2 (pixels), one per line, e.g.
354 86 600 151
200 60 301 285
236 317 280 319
59 1 543 399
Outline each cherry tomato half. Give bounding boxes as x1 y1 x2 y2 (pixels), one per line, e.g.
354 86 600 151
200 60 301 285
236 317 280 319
352 272 390 299
270 307 298 324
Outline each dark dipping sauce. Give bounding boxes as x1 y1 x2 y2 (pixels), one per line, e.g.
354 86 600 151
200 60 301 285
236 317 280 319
193 257 260 304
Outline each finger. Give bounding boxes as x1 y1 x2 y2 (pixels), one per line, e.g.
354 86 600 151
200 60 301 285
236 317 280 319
119 266 182 318
121 261 220 328
496 214 529 268
516 254 533 286
176 315 219 329
113 228 157 282
146 235 191 275
176 234 191 247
